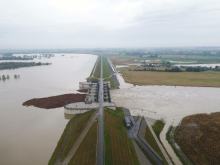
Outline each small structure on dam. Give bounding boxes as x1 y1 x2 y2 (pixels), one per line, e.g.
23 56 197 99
64 81 114 115
84 82 99 103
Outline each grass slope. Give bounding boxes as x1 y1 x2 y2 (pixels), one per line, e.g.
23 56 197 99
49 110 95 165
68 122 97 165
144 123 167 164
92 56 101 79
102 57 119 88
152 120 165 138
104 108 139 165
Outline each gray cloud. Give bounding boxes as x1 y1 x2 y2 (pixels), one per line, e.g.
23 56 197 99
0 0 220 49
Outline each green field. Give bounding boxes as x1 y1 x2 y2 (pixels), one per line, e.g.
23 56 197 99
120 68 220 87
48 110 95 165
68 122 97 165
104 108 139 165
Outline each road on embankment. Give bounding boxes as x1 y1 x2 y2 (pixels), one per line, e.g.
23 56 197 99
97 56 104 165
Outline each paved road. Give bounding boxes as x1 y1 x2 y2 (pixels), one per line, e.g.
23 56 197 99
97 56 104 165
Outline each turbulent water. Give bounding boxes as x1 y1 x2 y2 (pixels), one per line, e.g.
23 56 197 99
0 54 97 165
113 73 220 124
112 72 220 165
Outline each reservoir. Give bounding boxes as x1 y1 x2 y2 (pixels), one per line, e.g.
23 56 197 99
0 54 97 165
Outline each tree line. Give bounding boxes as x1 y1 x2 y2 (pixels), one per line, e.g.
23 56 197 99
0 62 50 70
0 74 20 81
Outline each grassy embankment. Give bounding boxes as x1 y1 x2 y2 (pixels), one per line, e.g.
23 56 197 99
144 120 167 164
104 108 139 165
89 55 119 88
102 56 119 89
120 67 220 87
68 122 97 165
48 110 95 165
87 56 101 81
152 120 165 138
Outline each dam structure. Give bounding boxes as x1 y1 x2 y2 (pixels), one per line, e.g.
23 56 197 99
64 57 115 115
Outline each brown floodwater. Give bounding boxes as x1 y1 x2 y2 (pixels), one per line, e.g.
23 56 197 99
0 54 97 165
113 72 220 165
113 73 220 124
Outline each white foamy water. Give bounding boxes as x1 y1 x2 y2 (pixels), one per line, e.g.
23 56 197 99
112 74 220 124
112 72 220 165
0 54 97 165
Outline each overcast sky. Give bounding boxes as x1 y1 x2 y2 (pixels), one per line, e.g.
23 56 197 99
0 0 220 49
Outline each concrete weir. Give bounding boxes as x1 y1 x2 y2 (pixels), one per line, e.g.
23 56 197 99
64 56 115 117
64 102 116 115
64 80 115 116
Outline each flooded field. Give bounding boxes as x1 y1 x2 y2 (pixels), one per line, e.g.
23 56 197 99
0 54 97 165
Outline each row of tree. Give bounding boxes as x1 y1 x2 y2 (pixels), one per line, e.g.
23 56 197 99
0 62 50 70
0 74 20 81
166 66 220 72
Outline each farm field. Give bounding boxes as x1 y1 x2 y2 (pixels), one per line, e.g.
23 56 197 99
69 122 97 165
110 56 137 65
104 108 139 165
120 68 220 87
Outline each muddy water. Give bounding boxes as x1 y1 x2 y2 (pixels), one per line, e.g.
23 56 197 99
112 73 220 165
0 54 97 165
112 74 220 125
